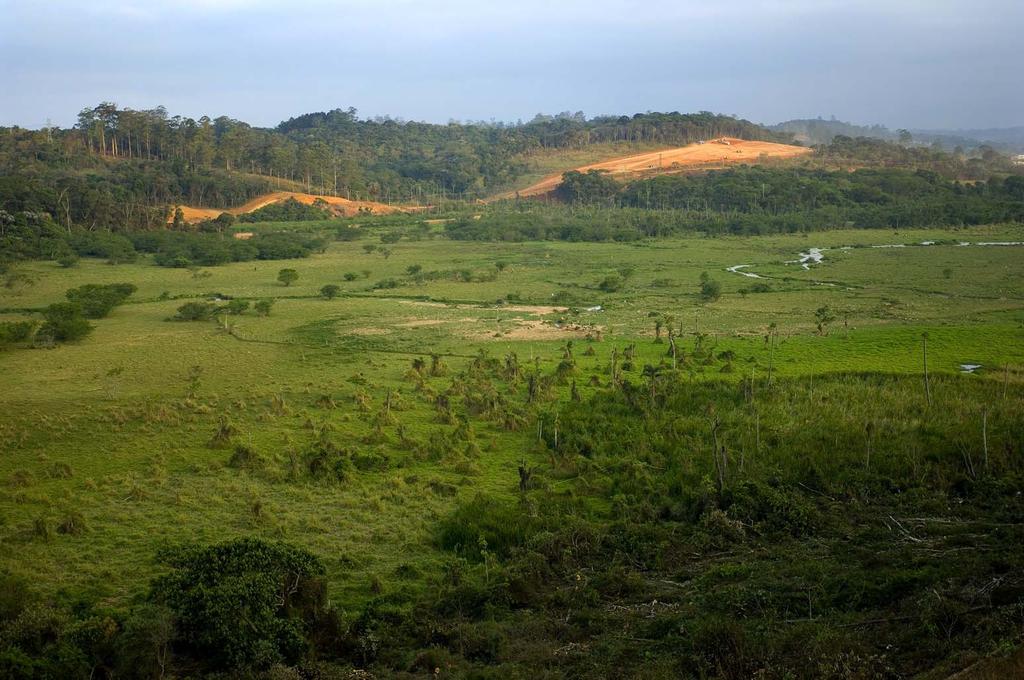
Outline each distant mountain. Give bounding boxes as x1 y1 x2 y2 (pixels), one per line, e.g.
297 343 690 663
911 127 1024 153
771 118 1024 152
770 118 895 145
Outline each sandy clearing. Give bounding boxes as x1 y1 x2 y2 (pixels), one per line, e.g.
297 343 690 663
495 137 811 199
394 317 477 328
348 327 390 336
467 319 602 341
172 191 427 223
397 300 567 315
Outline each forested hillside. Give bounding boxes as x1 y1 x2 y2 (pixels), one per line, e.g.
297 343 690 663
0 105 779 232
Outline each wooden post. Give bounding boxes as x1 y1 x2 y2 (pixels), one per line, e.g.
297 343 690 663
922 333 931 406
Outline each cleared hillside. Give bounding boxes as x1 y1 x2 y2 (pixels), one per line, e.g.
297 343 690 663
172 191 422 222
497 137 811 199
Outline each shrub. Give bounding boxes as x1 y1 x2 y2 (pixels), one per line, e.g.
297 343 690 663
0 320 37 348
56 251 79 268
598 275 623 292
65 283 136 318
254 299 274 317
227 444 265 470
150 538 331 670
320 284 341 299
225 299 250 315
37 303 92 342
277 269 299 287
438 494 548 561
57 512 88 536
699 272 722 302
172 302 218 322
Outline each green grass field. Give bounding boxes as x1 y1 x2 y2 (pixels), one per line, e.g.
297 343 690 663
1 223 1022 620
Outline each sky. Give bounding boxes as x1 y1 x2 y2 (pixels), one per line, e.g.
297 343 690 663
1 0 1022 131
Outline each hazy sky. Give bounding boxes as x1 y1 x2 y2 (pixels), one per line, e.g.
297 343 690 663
2 0 1021 130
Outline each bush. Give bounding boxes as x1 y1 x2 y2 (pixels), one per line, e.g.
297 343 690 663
438 495 548 561
598 275 623 293
227 444 265 470
172 302 218 321
65 283 136 318
225 299 250 315
151 538 332 670
320 284 341 299
277 269 299 287
37 303 92 343
0 320 37 348
699 272 722 302
254 299 274 316
55 250 79 268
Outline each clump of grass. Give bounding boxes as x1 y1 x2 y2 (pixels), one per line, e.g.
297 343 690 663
57 511 88 536
207 415 238 449
49 462 73 479
8 470 35 488
227 443 265 471
124 484 148 502
32 516 52 541
270 393 288 416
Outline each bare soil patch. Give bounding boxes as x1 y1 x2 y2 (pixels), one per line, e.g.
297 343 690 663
172 191 427 223
497 137 811 199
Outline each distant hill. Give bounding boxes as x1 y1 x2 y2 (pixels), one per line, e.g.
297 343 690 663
772 118 1024 153
910 126 1024 153
771 118 894 145
0 105 785 231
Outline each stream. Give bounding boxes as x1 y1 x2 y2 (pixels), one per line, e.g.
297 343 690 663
726 240 1024 279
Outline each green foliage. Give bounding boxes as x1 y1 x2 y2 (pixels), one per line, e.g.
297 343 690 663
254 299 274 316
224 298 250 315
55 249 79 268
0 320 37 348
277 268 299 287
438 494 550 561
171 302 218 322
558 169 619 204
238 197 330 223
37 302 92 343
597 274 623 292
150 538 330 670
320 284 341 299
699 272 722 301
65 283 136 319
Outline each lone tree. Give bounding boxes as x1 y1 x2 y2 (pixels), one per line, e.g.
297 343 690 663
814 305 836 335
699 272 722 302
254 299 274 317
277 269 299 287
320 284 340 299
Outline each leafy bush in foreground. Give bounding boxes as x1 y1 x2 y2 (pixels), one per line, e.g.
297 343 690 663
150 538 332 670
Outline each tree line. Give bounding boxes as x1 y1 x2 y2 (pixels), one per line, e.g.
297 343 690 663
442 164 1023 241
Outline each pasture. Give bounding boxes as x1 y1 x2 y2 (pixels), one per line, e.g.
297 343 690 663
0 222 1021 609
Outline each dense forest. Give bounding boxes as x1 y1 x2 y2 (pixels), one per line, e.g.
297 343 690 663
446 164 1024 241
0 105 780 232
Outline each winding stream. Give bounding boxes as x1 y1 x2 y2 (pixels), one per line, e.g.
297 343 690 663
727 240 1024 279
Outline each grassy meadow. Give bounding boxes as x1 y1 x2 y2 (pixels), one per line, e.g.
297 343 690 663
1 220 1023 676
